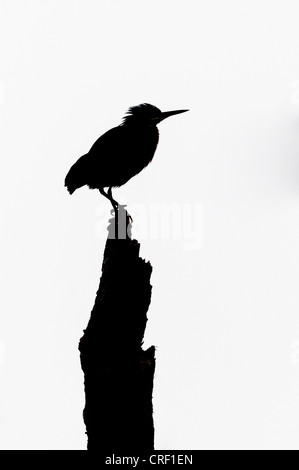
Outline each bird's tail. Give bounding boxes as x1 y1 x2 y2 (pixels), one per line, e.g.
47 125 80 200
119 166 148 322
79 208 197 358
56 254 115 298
64 173 77 194
65 154 88 194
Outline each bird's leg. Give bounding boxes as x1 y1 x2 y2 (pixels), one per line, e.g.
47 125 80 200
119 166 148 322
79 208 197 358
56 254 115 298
107 188 133 227
107 187 119 213
107 187 119 239
99 187 118 238
99 187 117 211
99 187 111 203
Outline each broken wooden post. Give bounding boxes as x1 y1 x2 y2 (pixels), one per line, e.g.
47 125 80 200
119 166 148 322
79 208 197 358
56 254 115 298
79 206 155 452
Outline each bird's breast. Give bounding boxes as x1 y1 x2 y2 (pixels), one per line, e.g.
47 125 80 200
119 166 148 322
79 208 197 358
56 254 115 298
129 126 159 165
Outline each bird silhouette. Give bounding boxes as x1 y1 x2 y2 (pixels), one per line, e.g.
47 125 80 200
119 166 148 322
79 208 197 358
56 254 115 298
65 103 188 210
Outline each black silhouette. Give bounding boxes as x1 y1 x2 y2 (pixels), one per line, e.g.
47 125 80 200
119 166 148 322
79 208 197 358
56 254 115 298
67 104 189 450
65 103 188 210
79 207 155 451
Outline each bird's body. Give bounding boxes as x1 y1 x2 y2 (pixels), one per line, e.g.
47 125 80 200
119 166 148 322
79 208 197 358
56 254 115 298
65 103 188 208
65 121 159 193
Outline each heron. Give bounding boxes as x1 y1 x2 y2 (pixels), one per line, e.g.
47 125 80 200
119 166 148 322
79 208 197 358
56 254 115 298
65 103 189 210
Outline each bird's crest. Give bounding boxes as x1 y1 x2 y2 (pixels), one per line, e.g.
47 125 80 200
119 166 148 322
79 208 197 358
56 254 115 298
122 103 162 123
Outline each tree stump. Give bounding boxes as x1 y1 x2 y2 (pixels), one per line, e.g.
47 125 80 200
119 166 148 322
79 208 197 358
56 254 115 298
79 206 155 452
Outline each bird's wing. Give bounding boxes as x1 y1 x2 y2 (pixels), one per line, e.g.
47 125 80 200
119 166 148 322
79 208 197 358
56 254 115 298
89 126 124 155
88 125 131 174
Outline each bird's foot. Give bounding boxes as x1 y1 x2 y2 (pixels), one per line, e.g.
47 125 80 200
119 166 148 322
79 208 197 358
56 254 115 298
110 202 119 216
110 203 133 222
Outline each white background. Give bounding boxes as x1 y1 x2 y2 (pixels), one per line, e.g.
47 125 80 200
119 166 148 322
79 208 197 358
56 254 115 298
1 0 299 450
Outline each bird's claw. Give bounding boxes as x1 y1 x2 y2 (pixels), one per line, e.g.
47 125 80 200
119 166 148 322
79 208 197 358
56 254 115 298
110 204 133 222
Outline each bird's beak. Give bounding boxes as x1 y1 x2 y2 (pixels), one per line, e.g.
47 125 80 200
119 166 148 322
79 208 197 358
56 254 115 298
159 109 189 122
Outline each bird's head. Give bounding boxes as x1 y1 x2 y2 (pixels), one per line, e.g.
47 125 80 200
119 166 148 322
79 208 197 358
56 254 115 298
122 103 189 126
